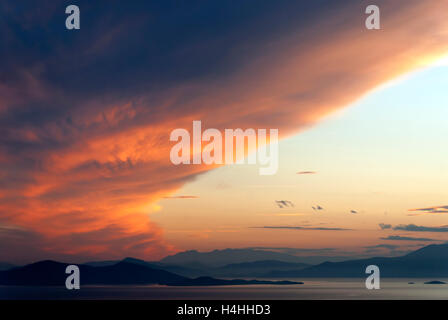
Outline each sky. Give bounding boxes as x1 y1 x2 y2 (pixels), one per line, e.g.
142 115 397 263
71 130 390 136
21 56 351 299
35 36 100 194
1 0 448 264
156 62 448 259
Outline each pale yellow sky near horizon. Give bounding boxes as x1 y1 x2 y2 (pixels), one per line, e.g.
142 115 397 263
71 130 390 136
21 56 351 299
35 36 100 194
154 60 448 258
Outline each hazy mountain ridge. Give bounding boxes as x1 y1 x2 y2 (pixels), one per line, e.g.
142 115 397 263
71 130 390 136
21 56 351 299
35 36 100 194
159 248 310 266
0 262 16 271
2 244 447 284
85 257 311 278
267 244 448 278
83 249 314 278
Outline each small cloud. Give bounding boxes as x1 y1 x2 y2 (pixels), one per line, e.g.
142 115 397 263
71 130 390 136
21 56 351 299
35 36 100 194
297 171 317 175
276 200 294 208
408 205 448 214
381 235 439 242
379 223 392 230
162 195 199 199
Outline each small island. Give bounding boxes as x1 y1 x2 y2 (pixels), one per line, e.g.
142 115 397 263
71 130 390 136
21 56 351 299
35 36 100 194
424 280 446 285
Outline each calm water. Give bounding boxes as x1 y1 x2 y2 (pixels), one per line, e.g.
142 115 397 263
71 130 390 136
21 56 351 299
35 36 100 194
1 279 448 300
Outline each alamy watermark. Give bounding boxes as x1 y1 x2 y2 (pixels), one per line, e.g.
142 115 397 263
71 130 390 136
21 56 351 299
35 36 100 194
65 265 80 290
169 121 279 175
65 5 80 30
365 265 380 289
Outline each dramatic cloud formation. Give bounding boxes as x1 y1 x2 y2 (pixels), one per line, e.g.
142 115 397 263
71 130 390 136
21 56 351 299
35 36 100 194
1 0 448 262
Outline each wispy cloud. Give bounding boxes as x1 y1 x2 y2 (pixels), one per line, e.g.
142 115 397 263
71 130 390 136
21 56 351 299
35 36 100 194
162 195 199 199
365 244 399 250
296 171 317 175
408 205 448 214
252 226 351 231
364 243 407 255
380 235 440 242
275 200 294 208
393 224 448 233
248 247 336 255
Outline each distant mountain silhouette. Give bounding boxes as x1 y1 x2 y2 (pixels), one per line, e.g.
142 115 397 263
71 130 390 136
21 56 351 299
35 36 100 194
0 262 16 271
83 257 309 278
264 244 448 278
212 260 310 277
159 248 308 267
4 244 446 283
83 258 206 278
0 259 301 286
83 260 119 267
0 260 187 286
123 258 207 278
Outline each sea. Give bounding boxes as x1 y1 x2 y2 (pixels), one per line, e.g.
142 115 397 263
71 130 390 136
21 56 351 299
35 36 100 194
1 278 448 300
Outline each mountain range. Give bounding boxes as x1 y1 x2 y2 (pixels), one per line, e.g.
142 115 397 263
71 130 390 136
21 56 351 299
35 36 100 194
266 244 448 278
82 249 312 278
2 244 448 286
158 248 310 266
0 259 300 286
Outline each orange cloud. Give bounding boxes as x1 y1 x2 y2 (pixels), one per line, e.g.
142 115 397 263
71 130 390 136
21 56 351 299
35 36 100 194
1 0 448 263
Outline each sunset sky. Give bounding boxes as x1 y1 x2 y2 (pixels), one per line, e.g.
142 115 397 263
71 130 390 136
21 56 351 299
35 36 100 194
1 0 448 264
157 62 448 259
